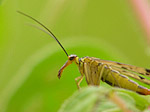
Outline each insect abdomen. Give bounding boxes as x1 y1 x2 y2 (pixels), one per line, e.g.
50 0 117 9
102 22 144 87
136 85 150 95
102 69 150 95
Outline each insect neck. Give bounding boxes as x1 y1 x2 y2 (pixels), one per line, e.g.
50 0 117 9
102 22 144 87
75 57 86 75
74 57 79 65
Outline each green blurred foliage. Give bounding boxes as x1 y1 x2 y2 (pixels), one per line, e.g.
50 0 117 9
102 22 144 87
59 87 150 112
0 0 150 112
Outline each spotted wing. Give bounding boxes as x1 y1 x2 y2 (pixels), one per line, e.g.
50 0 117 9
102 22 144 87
110 66 150 85
96 59 150 76
88 57 150 85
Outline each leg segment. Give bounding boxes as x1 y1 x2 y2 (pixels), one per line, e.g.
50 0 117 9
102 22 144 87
75 75 84 89
97 63 106 85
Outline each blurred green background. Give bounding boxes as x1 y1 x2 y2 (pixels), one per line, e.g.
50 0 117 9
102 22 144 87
0 0 150 112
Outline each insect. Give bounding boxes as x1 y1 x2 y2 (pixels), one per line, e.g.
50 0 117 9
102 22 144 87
18 11 150 95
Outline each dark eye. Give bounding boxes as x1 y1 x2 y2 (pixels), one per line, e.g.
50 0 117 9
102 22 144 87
70 57 74 60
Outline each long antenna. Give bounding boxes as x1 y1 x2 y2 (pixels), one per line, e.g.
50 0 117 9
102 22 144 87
17 11 68 57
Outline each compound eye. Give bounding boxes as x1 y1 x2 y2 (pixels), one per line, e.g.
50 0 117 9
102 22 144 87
69 57 75 60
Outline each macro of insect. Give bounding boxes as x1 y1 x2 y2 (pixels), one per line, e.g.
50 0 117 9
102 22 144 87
18 11 150 95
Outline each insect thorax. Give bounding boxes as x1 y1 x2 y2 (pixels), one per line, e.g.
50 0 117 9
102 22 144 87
77 57 102 85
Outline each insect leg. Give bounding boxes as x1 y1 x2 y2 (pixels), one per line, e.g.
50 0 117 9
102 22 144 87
75 76 84 89
97 63 106 85
84 62 91 85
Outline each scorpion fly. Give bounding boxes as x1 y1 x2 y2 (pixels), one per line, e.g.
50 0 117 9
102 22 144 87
18 11 150 95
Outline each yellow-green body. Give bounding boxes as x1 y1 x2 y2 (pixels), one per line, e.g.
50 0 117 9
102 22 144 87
73 56 150 95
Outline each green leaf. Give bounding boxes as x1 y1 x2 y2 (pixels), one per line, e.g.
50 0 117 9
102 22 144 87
59 87 150 112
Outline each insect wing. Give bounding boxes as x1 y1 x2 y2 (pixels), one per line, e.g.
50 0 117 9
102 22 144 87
97 59 150 76
110 66 150 85
89 57 150 85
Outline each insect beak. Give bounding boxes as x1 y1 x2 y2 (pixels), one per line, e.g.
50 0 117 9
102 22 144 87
58 60 72 79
